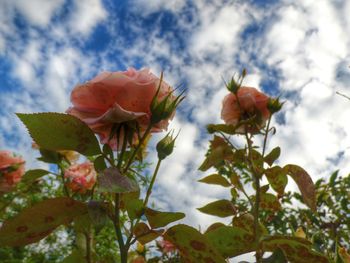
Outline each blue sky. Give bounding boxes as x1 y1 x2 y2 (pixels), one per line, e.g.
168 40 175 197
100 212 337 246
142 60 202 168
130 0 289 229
1 0 350 259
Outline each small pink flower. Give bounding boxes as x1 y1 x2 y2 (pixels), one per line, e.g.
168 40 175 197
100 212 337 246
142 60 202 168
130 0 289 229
157 239 177 254
67 68 175 149
64 161 96 193
0 151 25 192
221 87 270 133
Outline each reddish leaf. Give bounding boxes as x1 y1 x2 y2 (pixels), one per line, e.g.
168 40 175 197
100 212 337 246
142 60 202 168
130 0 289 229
164 224 225 263
0 197 87 246
133 222 162 245
265 166 288 196
284 164 316 211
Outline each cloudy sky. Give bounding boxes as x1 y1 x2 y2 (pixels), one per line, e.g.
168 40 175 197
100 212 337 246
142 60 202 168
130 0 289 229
1 0 350 259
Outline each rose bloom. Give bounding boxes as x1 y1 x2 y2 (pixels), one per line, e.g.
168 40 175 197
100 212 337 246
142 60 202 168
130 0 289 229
157 239 177 254
67 68 174 149
64 161 96 193
0 151 25 192
221 87 270 133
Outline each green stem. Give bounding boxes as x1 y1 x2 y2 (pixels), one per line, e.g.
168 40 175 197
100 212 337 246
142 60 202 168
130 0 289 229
123 125 152 174
85 230 93 263
143 159 162 207
114 193 127 263
124 159 162 252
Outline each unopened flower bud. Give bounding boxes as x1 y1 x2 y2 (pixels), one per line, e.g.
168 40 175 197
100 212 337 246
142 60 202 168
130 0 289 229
150 88 185 125
226 77 240 94
156 131 178 160
267 97 283 114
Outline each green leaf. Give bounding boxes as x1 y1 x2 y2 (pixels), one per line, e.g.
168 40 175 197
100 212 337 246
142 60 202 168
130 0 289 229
87 201 109 232
97 167 139 193
17 113 101 156
145 208 185 229
265 166 288 196
262 236 329 263
264 147 281 166
329 170 339 187
207 124 237 135
232 213 268 236
198 174 230 187
164 224 226 263
199 136 233 171
38 149 61 164
262 248 287 263
0 197 87 246
204 225 256 258
197 199 236 218
61 249 85 263
126 199 143 221
133 222 162 245
259 193 281 211
284 164 316 211
93 155 107 172
21 169 50 184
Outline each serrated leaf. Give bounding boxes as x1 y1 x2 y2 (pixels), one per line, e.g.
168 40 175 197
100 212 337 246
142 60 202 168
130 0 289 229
21 169 50 184
97 167 139 193
265 166 288 195
133 222 162 245
197 199 236 218
164 224 226 263
145 208 185 229
198 174 230 187
264 147 281 166
0 197 87 246
199 136 233 171
284 164 316 211
17 113 101 156
262 236 329 263
204 225 256 258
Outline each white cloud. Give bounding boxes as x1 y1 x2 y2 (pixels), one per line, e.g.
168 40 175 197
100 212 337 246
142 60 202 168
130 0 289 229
13 0 65 27
67 0 107 36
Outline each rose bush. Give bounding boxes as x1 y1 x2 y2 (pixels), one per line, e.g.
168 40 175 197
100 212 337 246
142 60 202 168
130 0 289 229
0 150 25 192
221 86 270 133
64 161 96 193
67 68 174 149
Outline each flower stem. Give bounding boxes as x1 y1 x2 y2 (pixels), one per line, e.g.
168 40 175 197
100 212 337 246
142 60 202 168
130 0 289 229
123 125 152 174
143 159 162 207
114 193 127 263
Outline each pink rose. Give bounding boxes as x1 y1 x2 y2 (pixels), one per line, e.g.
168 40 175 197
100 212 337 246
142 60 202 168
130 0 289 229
67 68 174 149
157 239 177 254
0 151 25 192
64 161 96 193
221 87 270 133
